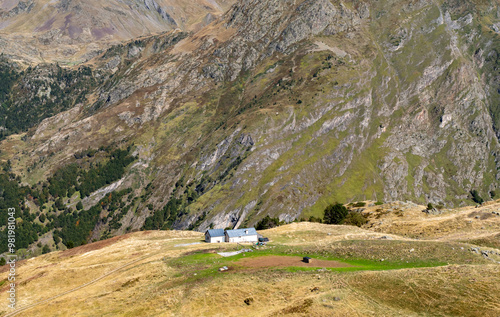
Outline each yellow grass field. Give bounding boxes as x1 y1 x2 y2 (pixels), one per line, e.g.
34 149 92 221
1 202 499 316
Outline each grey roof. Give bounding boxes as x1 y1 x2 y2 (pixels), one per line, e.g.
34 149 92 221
225 228 257 238
207 229 225 237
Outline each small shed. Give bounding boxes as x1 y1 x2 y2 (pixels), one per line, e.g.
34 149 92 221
303 256 312 263
205 229 225 243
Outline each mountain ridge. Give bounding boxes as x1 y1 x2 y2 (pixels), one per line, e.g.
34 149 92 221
0 0 236 64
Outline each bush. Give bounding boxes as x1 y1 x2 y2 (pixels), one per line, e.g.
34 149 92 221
308 216 322 223
76 201 83 210
42 245 50 254
343 212 368 227
0 257 5 266
352 202 366 208
427 203 434 210
324 203 348 224
256 215 280 230
471 190 484 204
490 190 496 199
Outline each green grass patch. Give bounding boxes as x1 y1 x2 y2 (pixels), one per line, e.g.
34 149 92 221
167 239 485 280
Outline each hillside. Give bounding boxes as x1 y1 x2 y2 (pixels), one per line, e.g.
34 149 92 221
0 209 499 316
1 0 500 255
0 0 235 64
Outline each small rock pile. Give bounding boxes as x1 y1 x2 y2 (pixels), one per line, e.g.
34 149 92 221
469 247 500 263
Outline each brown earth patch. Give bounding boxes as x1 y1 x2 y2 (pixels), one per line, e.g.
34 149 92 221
236 256 351 268
0 258 26 274
59 233 133 258
0 271 46 293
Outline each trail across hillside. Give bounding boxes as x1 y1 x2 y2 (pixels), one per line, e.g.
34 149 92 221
3 253 154 317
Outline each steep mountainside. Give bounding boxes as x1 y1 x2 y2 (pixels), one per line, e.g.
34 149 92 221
0 0 235 63
1 0 500 253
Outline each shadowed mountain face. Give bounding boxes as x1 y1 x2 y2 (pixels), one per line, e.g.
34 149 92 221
1 0 500 246
0 0 235 63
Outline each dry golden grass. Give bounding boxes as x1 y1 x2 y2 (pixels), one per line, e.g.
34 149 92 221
360 200 500 241
0 212 498 317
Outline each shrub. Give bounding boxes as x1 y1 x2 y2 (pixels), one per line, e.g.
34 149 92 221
76 201 83 210
352 202 366 208
308 216 322 223
42 245 50 254
471 190 484 204
427 203 434 210
343 211 368 227
256 215 280 230
324 203 348 224
0 257 5 266
490 190 496 199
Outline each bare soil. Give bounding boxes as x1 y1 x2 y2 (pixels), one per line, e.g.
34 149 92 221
236 255 351 268
58 233 134 258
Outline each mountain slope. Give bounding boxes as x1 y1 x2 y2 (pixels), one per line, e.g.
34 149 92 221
0 0 235 63
1 0 500 250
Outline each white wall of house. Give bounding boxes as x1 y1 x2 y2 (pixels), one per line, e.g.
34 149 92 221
206 232 225 243
208 236 225 243
225 235 258 243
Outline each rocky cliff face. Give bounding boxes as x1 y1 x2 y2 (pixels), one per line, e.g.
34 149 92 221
2 0 500 239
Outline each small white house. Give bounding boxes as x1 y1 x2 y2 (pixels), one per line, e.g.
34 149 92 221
205 229 225 243
225 228 258 243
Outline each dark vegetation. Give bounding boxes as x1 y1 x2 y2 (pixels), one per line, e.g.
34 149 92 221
0 146 135 254
306 216 323 223
0 172 45 253
54 188 133 248
142 197 184 230
351 202 366 208
0 59 98 140
324 203 349 224
343 211 368 227
321 203 367 227
256 215 281 230
470 189 484 204
47 147 135 199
